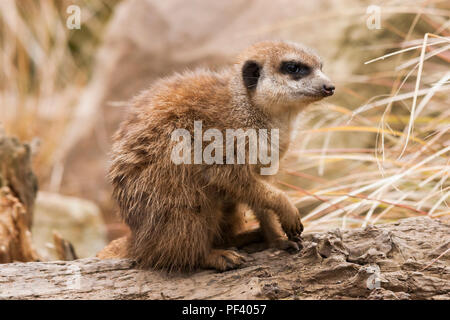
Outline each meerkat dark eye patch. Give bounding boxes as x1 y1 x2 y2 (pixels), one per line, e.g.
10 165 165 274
242 60 261 90
280 61 311 79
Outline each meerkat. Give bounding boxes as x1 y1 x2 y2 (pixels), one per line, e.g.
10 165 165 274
107 40 335 272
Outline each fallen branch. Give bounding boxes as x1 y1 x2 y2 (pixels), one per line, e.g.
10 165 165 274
0 217 448 300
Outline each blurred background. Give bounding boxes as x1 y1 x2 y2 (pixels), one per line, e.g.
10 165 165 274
0 0 448 260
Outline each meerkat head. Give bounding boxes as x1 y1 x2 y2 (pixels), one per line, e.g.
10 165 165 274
236 41 334 113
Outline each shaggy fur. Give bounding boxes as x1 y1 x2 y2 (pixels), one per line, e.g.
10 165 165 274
109 41 334 271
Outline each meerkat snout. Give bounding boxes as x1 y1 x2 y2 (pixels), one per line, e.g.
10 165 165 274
315 69 335 96
322 83 335 96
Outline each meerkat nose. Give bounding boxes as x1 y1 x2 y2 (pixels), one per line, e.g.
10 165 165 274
322 84 335 96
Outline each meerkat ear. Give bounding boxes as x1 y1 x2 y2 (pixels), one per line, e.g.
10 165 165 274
242 60 261 90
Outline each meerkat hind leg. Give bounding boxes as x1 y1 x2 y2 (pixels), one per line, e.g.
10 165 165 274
202 249 246 272
217 201 264 248
228 228 264 248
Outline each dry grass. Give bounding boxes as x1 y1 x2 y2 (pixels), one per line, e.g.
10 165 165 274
277 1 450 231
0 0 118 183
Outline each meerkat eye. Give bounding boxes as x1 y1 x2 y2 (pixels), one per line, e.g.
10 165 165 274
286 63 300 74
280 61 311 78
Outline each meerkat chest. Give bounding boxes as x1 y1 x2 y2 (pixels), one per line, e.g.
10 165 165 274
271 112 300 160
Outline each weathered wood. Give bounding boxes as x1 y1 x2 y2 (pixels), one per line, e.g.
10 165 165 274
0 131 39 263
0 188 39 263
0 131 38 227
0 217 448 300
52 231 78 261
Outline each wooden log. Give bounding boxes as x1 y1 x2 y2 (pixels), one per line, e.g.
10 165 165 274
52 231 78 261
0 130 38 228
0 131 39 263
0 217 448 300
0 187 39 263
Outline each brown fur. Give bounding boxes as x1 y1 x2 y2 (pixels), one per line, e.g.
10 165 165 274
108 41 334 272
97 236 128 260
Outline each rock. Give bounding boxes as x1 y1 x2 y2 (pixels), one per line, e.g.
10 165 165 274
31 192 107 260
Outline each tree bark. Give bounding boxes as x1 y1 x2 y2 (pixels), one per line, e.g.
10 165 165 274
0 130 38 227
0 217 448 300
0 131 39 263
0 188 39 263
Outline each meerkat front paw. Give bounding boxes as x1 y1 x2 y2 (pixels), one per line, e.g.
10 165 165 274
280 206 304 242
202 249 246 272
271 237 303 253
